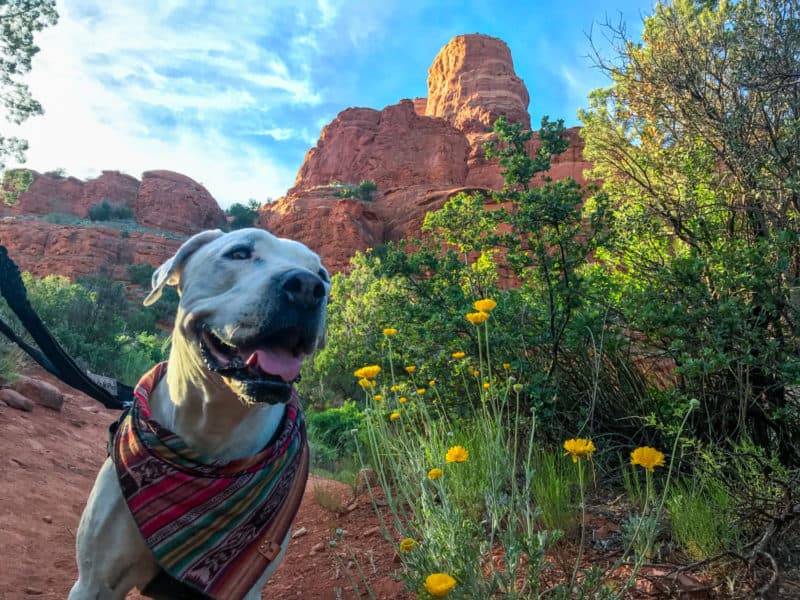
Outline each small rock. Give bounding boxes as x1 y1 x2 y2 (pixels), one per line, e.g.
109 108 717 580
42 515 53 524
310 542 326 555
24 588 44 595
10 457 28 468
0 388 35 412
344 500 358 512
362 526 381 538
291 526 308 539
12 376 64 411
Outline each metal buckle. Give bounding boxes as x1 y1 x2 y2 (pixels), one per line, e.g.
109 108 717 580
258 540 282 561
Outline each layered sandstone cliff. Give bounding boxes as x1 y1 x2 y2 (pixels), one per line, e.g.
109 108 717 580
0 169 226 281
1 169 226 234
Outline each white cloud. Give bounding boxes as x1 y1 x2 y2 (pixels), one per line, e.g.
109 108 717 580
2 0 345 206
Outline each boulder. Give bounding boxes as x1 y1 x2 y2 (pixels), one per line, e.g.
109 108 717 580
133 170 227 235
11 376 64 411
0 388 34 412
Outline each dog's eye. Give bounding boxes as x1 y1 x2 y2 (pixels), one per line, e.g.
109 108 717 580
225 246 252 260
317 269 330 283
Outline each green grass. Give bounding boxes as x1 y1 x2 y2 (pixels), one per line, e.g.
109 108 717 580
666 477 739 560
530 448 580 534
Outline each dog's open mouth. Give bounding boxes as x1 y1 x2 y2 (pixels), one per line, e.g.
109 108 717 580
198 324 312 403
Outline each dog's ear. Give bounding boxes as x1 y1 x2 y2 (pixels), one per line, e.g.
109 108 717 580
143 230 225 306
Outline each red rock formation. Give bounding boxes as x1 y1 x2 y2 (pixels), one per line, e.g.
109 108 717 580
1 169 225 237
261 33 594 274
132 170 227 235
290 100 470 193
1 170 141 218
425 34 530 135
261 190 384 274
0 219 181 281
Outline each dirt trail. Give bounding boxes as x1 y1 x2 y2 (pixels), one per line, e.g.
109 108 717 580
0 368 408 600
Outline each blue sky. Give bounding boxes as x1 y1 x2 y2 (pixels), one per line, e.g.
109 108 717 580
6 0 651 208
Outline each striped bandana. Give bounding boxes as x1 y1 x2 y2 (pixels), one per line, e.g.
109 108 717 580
111 362 309 600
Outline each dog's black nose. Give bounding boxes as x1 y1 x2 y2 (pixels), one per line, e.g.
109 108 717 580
280 269 326 308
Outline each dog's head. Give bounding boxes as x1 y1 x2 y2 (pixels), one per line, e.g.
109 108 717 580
144 228 329 405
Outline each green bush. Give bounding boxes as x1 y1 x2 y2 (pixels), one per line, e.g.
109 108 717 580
225 199 260 230
128 263 155 287
305 401 363 466
0 169 33 206
329 180 378 203
0 272 170 385
88 200 134 221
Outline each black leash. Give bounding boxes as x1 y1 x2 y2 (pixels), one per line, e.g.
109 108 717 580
0 245 132 410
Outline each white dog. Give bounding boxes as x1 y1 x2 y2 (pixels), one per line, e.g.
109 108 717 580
69 228 330 600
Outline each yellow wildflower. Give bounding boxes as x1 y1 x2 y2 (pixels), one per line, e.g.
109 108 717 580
399 396 407 403
630 446 666 472
424 573 456 597
451 351 465 359
472 369 480 377
390 385 400 392
513 383 523 392
473 298 497 313
428 379 436 386
383 327 398 336
445 445 469 463
428 468 443 480
563 438 596 463
399 538 416 552
417 388 426 395
466 311 489 324
358 378 376 388
502 362 511 370
404 365 417 373
483 382 490 389
354 365 381 379
373 394 383 401
390 411 400 421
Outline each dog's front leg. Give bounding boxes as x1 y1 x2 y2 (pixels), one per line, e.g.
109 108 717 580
69 459 159 600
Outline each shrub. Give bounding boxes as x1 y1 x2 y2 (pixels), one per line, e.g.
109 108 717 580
0 272 170 385
88 200 134 221
128 263 155 287
329 180 377 203
225 199 260 230
0 169 33 206
306 401 363 465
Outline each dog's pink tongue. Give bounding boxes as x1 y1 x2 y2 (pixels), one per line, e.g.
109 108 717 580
246 349 303 382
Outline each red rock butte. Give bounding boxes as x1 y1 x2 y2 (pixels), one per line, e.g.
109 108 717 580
1 33 590 280
261 33 590 272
